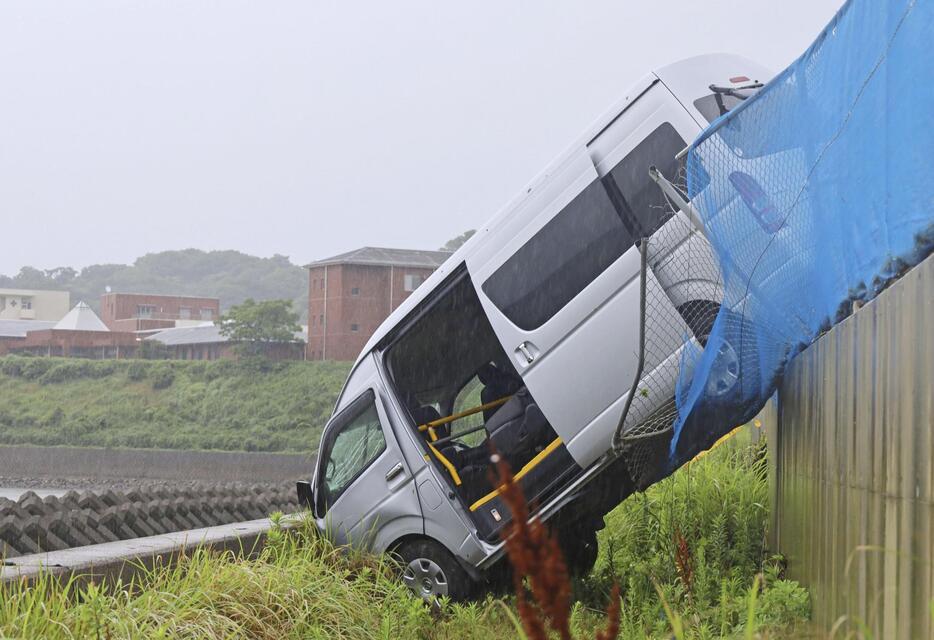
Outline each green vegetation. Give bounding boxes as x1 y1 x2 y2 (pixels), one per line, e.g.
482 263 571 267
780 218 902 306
583 436 810 638
219 298 303 357
0 356 350 452
440 229 476 251
0 249 308 320
0 441 811 638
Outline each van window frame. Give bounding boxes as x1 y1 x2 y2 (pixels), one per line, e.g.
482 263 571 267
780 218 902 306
480 178 636 331
317 388 387 508
604 121 688 240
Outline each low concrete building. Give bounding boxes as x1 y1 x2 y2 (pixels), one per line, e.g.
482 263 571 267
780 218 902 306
0 288 70 322
100 293 221 332
145 323 306 361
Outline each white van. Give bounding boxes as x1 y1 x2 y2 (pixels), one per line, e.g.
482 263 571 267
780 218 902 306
297 54 774 600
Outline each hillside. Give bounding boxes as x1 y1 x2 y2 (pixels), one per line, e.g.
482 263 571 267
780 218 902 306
0 357 350 452
0 249 309 320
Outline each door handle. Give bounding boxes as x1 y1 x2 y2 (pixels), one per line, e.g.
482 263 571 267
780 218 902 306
385 462 405 482
517 341 535 364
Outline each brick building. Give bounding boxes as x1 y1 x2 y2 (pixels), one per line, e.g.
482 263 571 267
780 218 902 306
100 293 220 333
7 301 138 358
306 247 450 361
0 319 56 355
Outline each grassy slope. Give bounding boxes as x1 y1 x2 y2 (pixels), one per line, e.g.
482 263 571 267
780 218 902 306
0 441 812 639
589 433 809 637
0 357 351 453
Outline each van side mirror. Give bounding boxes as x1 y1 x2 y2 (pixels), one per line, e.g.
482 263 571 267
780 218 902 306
296 480 314 510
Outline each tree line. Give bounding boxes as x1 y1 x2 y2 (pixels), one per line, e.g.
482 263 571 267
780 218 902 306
0 249 308 320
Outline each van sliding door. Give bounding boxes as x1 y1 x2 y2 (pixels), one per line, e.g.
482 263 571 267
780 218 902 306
467 84 701 470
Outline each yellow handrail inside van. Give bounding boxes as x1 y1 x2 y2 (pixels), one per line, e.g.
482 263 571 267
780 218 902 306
469 437 564 512
427 443 462 485
416 395 512 486
417 396 511 434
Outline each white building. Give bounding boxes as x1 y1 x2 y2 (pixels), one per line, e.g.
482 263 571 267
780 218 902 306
0 288 70 322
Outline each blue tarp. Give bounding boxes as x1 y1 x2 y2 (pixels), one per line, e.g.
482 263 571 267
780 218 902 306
671 0 934 460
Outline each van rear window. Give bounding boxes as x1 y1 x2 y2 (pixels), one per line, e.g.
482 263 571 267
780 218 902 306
694 83 763 124
483 123 689 331
482 180 633 331
694 93 744 123
606 122 687 238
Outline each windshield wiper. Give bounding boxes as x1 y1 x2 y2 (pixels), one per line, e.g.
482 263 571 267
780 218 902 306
709 82 764 100
708 82 764 117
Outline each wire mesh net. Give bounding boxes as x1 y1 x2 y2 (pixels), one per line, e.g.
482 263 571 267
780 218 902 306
612 0 934 485
611 163 729 488
668 0 934 463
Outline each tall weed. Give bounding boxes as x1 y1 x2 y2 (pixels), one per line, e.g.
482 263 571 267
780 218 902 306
581 439 810 638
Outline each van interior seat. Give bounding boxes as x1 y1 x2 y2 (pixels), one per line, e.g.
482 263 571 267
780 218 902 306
449 389 555 505
477 363 523 421
485 388 552 469
410 384 555 505
411 405 449 440
447 388 551 474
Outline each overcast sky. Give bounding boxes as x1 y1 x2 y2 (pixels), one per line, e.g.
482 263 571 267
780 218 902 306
0 1 843 275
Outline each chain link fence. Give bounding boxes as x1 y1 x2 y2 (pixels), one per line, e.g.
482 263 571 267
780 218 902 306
613 0 934 491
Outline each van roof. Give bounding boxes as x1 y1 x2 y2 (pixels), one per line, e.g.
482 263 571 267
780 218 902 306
351 53 760 368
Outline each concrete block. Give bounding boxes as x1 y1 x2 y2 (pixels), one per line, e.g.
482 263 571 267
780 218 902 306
83 511 120 543
18 494 50 518
44 514 91 549
100 509 137 540
119 505 157 538
77 493 106 514
22 516 69 552
71 512 110 546
169 500 195 530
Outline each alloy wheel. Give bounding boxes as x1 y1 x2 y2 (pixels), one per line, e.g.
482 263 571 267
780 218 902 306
402 557 449 599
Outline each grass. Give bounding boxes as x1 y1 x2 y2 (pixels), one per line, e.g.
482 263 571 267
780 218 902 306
580 432 811 638
0 356 350 453
0 439 813 639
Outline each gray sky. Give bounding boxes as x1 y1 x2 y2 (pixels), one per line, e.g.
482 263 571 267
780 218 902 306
0 1 843 275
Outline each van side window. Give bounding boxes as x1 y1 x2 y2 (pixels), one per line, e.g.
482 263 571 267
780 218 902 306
451 376 487 446
606 122 687 238
320 392 386 504
482 180 633 330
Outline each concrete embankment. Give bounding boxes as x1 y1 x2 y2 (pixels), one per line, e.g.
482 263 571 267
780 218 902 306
1 517 291 588
0 445 313 484
0 484 298 558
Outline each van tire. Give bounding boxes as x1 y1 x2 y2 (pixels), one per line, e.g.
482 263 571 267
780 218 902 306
396 539 474 602
703 310 761 404
679 303 761 404
678 300 721 346
673 308 765 463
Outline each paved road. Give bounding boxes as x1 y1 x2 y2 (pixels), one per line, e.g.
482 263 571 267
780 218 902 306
0 487 68 501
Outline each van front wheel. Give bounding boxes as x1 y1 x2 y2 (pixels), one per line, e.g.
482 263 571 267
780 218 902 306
397 539 473 602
